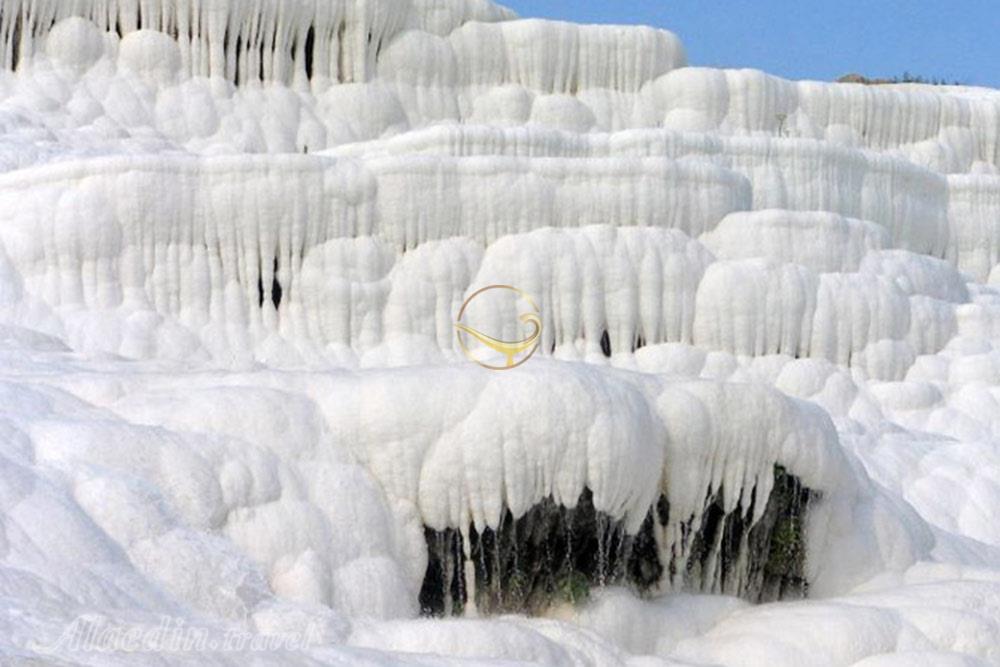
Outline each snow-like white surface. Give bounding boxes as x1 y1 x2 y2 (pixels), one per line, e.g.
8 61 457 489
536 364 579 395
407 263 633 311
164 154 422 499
2 2 1000 665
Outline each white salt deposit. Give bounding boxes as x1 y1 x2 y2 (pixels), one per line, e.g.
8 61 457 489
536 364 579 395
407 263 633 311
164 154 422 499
0 2 999 665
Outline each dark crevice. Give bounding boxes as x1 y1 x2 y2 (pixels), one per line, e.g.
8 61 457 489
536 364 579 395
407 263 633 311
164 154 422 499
600 330 612 357
271 257 282 309
11 10 22 71
420 466 814 617
336 21 347 83
258 38 266 82
270 22 279 82
421 489 659 617
304 25 315 80
419 528 467 616
674 465 813 602
233 36 242 85
256 257 283 310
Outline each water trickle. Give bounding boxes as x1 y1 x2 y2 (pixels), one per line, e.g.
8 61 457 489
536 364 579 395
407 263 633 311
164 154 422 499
420 467 814 616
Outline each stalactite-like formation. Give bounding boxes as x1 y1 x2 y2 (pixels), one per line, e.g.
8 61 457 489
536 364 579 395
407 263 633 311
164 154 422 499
664 465 813 603
0 0 517 85
420 467 813 616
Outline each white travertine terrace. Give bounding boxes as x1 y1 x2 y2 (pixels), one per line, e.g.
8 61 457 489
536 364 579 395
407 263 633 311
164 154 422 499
1 2 1000 665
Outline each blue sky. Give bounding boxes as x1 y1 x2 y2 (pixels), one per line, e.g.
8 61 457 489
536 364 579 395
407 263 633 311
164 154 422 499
499 1 1000 88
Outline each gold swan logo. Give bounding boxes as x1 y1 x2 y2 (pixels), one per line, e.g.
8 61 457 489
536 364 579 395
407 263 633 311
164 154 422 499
455 285 543 370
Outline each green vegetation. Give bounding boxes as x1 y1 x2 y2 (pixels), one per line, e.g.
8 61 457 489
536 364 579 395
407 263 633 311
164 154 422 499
556 571 591 607
838 71 964 86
